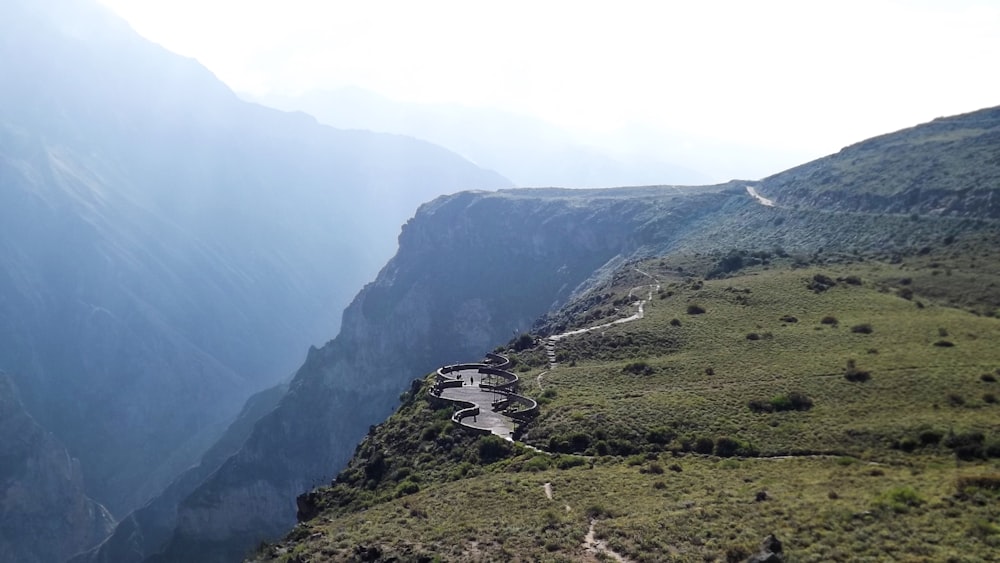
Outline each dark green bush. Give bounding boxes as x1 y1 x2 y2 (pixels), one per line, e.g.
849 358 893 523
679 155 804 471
693 437 715 454
556 455 587 470
512 333 535 351
477 435 513 464
646 427 675 444
715 437 744 457
821 315 838 325
919 430 944 446
851 323 874 334
622 361 654 376
844 359 871 382
687 304 706 315
809 274 837 292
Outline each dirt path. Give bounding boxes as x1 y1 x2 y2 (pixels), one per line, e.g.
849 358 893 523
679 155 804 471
536 370 548 390
583 520 632 562
746 185 775 207
546 268 659 369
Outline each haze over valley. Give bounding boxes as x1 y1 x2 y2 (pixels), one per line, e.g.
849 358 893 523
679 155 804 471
2 0 1000 562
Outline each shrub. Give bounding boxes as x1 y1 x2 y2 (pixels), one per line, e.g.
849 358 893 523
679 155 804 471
622 361 654 376
985 393 998 404
646 427 675 445
523 455 552 472
687 304 706 315
851 323 874 334
948 393 965 407
877 486 924 513
779 315 798 323
820 315 839 325
919 430 944 446
957 474 1000 493
555 455 587 470
477 435 513 464
750 392 813 413
652 480 666 490
746 332 761 341
643 462 665 475
585 503 614 519
844 359 871 382
981 373 997 383
945 431 986 460
808 274 837 292
512 333 535 351
714 436 744 457
898 287 914 300
934 340 956 347
693 437 715 454
394 479 420 497
842 275 863 285
670 318 682 326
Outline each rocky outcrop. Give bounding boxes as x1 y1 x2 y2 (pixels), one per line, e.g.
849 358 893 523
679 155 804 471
0 373 114 563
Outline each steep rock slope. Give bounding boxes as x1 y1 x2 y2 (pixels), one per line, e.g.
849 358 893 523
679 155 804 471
0 0 508 546
74 383 286 563
150 186 734 561
0 373 114 563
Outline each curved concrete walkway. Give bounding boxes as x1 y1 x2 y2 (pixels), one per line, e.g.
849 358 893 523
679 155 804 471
431 354 538 439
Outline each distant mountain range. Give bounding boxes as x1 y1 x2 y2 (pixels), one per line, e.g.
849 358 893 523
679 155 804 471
253 88 719 188
0 0 507 560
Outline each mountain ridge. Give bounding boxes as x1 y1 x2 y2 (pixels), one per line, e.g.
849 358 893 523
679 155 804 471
204 104 1000 562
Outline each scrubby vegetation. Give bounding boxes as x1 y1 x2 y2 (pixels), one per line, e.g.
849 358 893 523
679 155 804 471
260 233 1000 562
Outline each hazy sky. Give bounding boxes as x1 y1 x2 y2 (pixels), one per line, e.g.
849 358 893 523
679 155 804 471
98 0 999 159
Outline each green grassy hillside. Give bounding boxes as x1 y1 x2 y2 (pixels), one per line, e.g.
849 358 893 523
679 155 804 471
255 229 1000 562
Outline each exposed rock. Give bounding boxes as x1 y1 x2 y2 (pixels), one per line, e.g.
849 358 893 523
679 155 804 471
745 533 784 563
0 373 114 563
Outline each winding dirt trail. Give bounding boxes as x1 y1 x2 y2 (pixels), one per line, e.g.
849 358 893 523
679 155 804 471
746 185 775 207
583 520 632 562
546 268 660 369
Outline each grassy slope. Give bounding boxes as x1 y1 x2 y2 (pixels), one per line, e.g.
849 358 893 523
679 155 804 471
257 230 1000 562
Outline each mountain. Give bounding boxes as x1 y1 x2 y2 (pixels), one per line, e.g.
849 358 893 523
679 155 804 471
145 105 1000 561
758 106 1000 217
254 88 711 187
0 372 114 563
0 0 508 558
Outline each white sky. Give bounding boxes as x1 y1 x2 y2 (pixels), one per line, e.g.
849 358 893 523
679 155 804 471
97 0 999 158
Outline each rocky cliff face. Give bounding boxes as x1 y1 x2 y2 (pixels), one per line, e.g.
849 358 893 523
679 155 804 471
150 186 734 561
0 373 114 563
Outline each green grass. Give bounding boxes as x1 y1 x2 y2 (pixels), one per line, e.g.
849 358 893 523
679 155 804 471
520 261 1000 460
258 240 1000 562
263 455 1000 562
